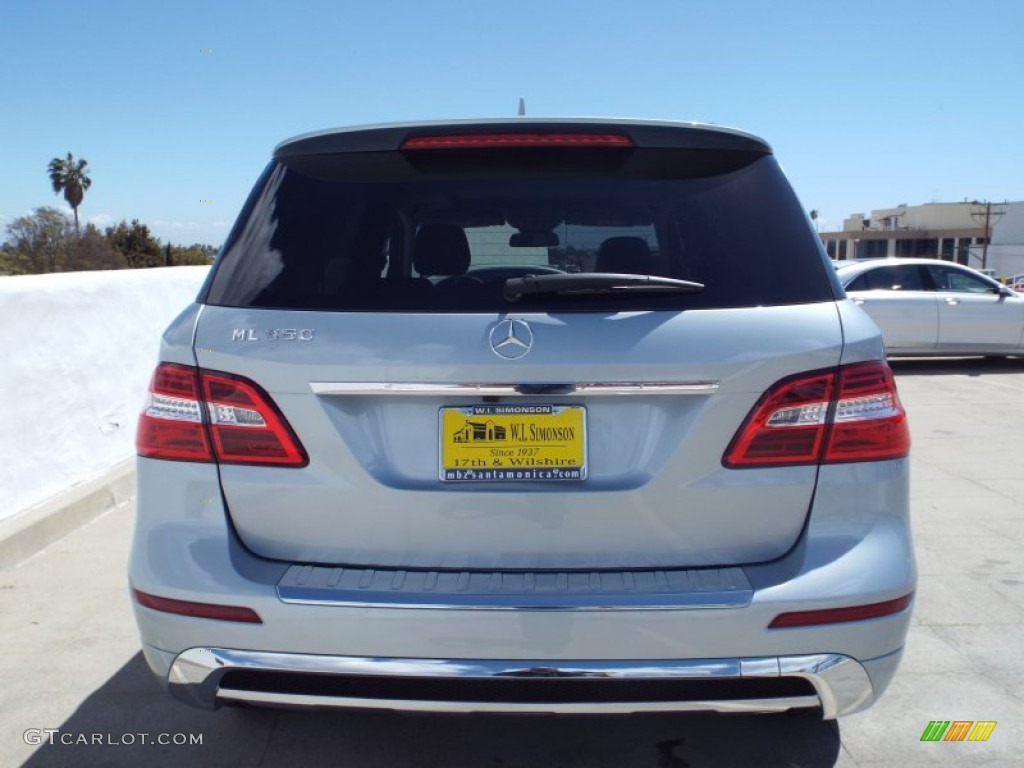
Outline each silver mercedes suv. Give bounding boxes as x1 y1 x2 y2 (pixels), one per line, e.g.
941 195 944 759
130 118 915 717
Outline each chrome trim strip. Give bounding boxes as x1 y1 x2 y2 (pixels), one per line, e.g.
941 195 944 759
780 654 875 719
167 649 873 717
216 690 819 715
276 564 753 611
309 381 720 396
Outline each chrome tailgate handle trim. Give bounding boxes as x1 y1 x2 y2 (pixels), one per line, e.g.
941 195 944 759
310 381 720 396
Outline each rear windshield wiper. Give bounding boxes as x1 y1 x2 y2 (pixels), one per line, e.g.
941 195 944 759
503 273 705 302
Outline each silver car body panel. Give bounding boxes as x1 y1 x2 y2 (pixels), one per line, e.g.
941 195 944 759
129 449 914 718
131 307 914 718
193 303 845 569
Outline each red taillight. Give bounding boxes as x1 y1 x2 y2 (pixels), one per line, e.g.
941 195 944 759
133 589 262 623
825 363 910 462
768 593 913 628
202 371 307 466
723 361 909 468
136 363 307 467
400 133 634 150
136 363 212 461
723 372 834 467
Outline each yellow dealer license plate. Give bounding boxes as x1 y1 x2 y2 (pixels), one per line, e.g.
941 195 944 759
439 404 587 483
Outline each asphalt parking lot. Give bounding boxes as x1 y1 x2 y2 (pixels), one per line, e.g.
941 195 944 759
1 357 1021 768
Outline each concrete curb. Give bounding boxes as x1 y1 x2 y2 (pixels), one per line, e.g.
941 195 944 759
0 458 135 570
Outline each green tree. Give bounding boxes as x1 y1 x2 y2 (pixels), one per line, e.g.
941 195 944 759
2 206 74 273
169 243 217 265
75 224 127 271
0 245 14 275
1 209 128 273
47 152 92 236
105 219 163 268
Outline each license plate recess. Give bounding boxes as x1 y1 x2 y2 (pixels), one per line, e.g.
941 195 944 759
439 404 586 483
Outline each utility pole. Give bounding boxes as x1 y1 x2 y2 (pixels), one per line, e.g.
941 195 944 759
970 201 1006 271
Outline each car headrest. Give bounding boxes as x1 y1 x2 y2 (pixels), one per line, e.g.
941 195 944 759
413 223 471 276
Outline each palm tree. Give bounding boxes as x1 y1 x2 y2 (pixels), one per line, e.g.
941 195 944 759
47 152 92 236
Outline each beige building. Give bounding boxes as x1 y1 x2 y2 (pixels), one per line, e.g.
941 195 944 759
820 202 987 263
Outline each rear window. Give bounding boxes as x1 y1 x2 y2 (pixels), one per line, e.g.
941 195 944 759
204 149 835 312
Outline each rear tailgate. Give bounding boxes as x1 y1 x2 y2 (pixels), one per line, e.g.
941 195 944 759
195 303 843 569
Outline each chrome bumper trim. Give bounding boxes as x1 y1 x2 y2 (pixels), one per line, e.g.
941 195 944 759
276 564 753 610
309 381 720 397
167 649 874 718
216 690 819 715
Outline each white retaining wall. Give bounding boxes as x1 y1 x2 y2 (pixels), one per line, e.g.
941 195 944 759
0 267 210 522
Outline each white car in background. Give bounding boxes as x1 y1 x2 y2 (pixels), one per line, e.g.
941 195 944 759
836 258 1024 357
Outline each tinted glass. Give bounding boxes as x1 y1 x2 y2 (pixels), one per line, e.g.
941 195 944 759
844 272 870 291
205 150 836 311
847 265 925 291
925 264 995 293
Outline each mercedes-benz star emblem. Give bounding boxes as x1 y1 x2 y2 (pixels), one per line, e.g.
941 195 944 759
489 318 534 360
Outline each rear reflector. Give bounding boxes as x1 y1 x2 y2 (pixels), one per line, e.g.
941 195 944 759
133 589 262 623
137 363 308 466
401 133 634 150
723 361 910 467
768 593 913 628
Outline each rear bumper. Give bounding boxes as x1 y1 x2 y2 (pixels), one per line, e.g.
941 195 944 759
162 646 899 718
130 458 915 717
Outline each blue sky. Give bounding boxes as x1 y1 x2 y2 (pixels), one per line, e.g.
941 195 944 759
2 0 1022 246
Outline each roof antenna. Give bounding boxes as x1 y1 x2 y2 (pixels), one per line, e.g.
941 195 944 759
517 97 526 116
